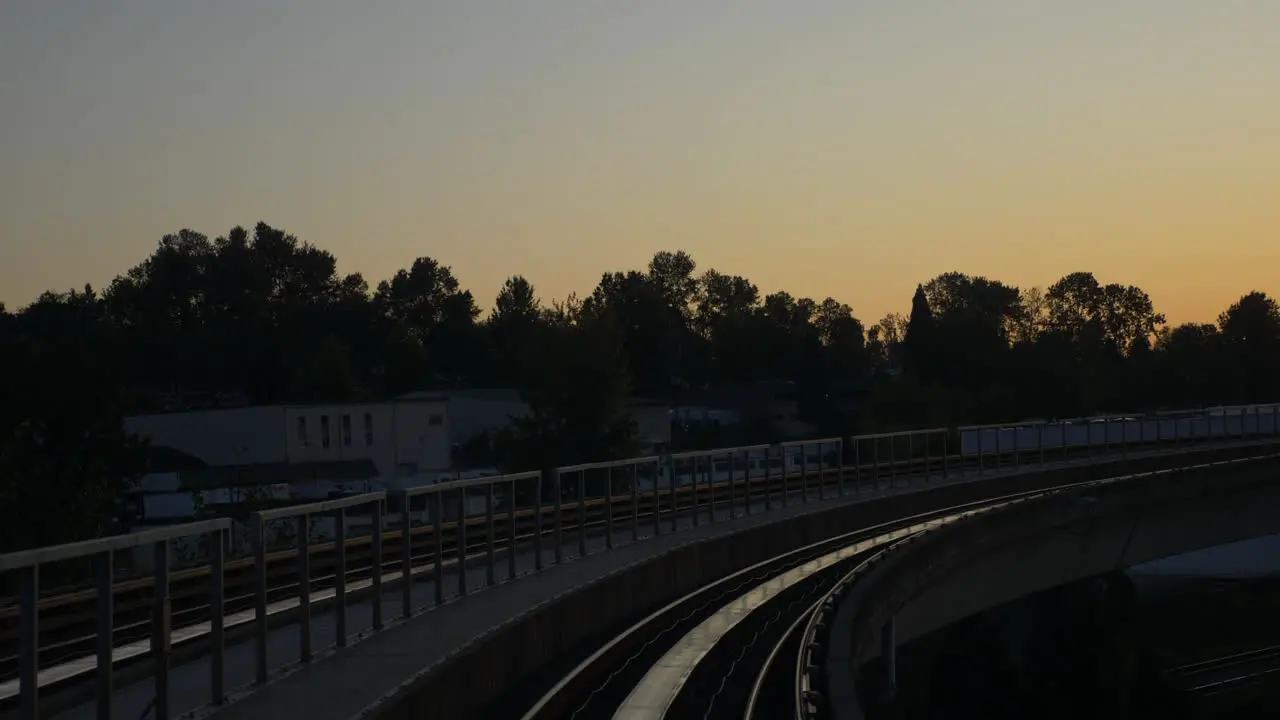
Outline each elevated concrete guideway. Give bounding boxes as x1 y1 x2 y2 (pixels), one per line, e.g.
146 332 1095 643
7 409 1276 720
212 444 1280 720
825 449 1280 720
49 450 1032 720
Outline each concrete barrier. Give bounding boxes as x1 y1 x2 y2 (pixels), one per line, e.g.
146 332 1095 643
830 444 1280 719
362 441 1280 720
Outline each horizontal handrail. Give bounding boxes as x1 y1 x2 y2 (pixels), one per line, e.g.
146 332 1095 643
557 455 663 474
403 471 541 498
778 436 844 449
668 443 773 461
253 492 386 523
852 427 950 441
0 519 232 572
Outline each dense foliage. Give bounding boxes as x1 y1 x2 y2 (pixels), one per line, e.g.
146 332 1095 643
2 221 1277 551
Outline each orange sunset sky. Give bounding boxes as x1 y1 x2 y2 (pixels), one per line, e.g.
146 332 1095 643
1 1 1276 325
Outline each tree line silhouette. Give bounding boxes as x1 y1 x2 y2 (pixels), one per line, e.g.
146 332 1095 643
1 221 1277 551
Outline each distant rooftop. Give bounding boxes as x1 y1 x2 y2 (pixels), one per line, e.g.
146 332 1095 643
397 388 524 403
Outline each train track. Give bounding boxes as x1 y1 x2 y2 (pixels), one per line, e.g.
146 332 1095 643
514 477 1086 720
0 440 1222 689
1174 645 1280 697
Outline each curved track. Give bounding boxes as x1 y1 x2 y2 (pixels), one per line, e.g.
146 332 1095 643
518 479 1087 720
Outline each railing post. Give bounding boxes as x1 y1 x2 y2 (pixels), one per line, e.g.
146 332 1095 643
728 452 738 519
432 493 444 607
693 457 702 526
856 437 864 490
253 517 269 685
96 550 114 719
773 445 783 507
552 468 564 563
743 449 754 514
398 491 413 617
977 428 983 476
1038 423 1045 466
1011 425 1020 469
457 489 469 597
535 471 546 570
19 564 37 720
632 464 642 538
209 529 225 705
370 499 384 631
922 433 929 485
764 448 773 510
508 477 519 579
297 515 312 663
801 445 809 503
940 433 947 480
578 471 589 558
889 436 897 487
710 452 720 519
838 438 846 497
607 466 618 543
670 456 681 530
490 481 500 582
907 433 915 478
994 427 1001 472
334 508 347 648
1086 420 1093 464
653 459 664 535
151 540 172 719
817 442 826 501
873 437 881 489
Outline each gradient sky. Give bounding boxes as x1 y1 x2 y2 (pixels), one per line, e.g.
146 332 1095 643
2 1 1276 325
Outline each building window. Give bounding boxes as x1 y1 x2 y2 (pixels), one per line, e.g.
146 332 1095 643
428 413 443 427
342 414 352 447
297 416 308 446
320 415 331 449
364 412 374 446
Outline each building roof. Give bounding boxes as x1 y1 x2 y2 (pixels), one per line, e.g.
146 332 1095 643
398 388 523 403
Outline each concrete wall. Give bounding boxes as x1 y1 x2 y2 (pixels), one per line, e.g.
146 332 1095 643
125 406 287 465
362 442 1280 720
837 445 1280 677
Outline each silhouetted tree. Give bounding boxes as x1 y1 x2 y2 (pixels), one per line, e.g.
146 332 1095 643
4 220 1275 547
903 284 936 379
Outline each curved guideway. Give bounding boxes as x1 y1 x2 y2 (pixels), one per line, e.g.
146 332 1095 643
613 515 963 720
524 479 1085 720
22 433 1270 720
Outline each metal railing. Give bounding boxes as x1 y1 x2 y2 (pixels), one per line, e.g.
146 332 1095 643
2 404 1279 719
0 519 231 720
397 471 541 611
249 493 385 685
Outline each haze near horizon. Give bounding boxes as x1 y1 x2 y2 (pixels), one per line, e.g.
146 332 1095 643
1 1 1276 322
